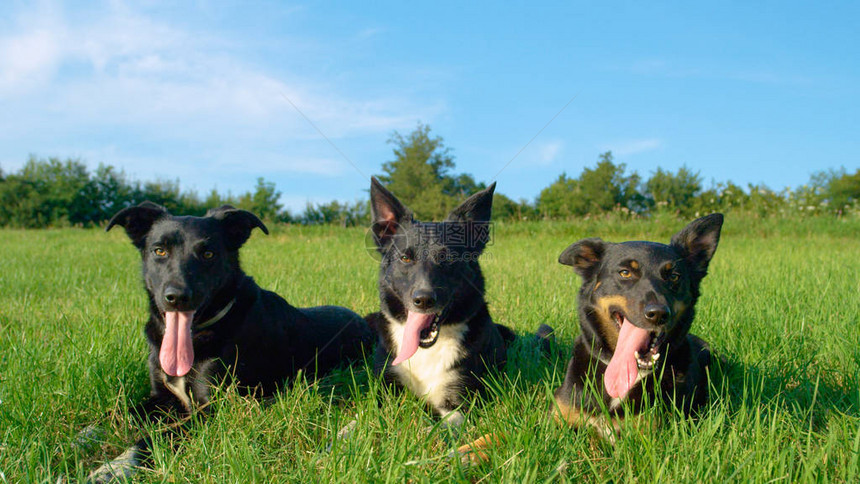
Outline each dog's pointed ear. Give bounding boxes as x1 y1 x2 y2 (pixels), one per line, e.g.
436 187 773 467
208 205 269 250
670 213 723 279
446 182 495 224
444 182 496 253
370 177 412 247
559 238 607 279
106 201 168 249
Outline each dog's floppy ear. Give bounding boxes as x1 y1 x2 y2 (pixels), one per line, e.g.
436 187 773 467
370 177 412 247
559 238 607 280
446 182 495 224
106 201 168 249
208 205 269 250
670 213 723 279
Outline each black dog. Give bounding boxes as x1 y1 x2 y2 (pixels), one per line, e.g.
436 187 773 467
365 178 515 428
91 202 372 480
553 214 723 436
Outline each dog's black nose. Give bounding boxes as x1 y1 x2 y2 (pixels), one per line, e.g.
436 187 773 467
412 289 437 310
164 286 192 307
644 304 671 324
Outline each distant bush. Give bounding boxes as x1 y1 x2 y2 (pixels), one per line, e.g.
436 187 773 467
533 151 859 221
537 152 642 219
1 130 857 228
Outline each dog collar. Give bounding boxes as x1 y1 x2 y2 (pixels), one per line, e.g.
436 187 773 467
194 299 235 331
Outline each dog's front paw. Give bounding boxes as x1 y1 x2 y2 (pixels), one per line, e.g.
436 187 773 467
591 418 619 444
450 433 505 466
326 418 358 452
85 444 142 484
432 410 465 445
440 410 465 430
74 424 106 453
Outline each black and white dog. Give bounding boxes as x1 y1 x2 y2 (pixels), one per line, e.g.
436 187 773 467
365 178 515 427
90 202 372 481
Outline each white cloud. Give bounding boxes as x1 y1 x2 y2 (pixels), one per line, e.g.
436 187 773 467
533 140 563 165
609 58 810 86
0 1 444 174
0 28 62 94
223 156 349 178
604 138 663 156
356 27 384 40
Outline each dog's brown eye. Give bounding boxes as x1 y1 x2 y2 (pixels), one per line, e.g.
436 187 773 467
153 248 167 257
619 269 632 278
668 272 680 282
202 250 215 260
399 254 413 263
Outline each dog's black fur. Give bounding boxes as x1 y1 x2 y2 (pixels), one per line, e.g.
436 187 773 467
553 214 723 433
91 202 372 480
366 178 515 427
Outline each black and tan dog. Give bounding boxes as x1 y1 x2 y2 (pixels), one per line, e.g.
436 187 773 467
553 213 723 436
365 178 515 428
90 202 372 481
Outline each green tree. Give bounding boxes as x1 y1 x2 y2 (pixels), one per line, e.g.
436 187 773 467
823 168 860 214
0 173 40 227
238 177 282 221
141 178 185 214
203 188 239 210
8 156 99 226
645 166 703 216
492 193 518 221
91 164 136 223
579 151 643 214
692 181 749 215
377 123 484 219
491 193 539 221
746 184 788 217
536 152 642 218
537 173 584 218
301 200 368 226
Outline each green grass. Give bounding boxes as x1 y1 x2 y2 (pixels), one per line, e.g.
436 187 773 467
1 218 859 482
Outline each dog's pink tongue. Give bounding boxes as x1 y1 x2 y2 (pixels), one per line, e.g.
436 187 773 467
604 318 651 399
392 311 435 366
160 311 195 377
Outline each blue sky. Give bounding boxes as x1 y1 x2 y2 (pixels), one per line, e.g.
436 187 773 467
1 1 857 213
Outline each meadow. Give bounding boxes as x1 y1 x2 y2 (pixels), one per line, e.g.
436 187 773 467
1 216 858 482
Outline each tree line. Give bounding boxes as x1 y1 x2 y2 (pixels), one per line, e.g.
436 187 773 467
531 153 859 220
0 123 857 228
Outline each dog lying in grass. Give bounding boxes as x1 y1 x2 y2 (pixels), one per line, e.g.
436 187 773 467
87 202 372 482
364 178 516 428
552 213 723 437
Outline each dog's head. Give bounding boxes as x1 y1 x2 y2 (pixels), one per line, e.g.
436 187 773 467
559 213 723 398
369 177 495 365
107 202 267 376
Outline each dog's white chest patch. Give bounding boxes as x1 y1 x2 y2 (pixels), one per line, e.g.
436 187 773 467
386 316 467 412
